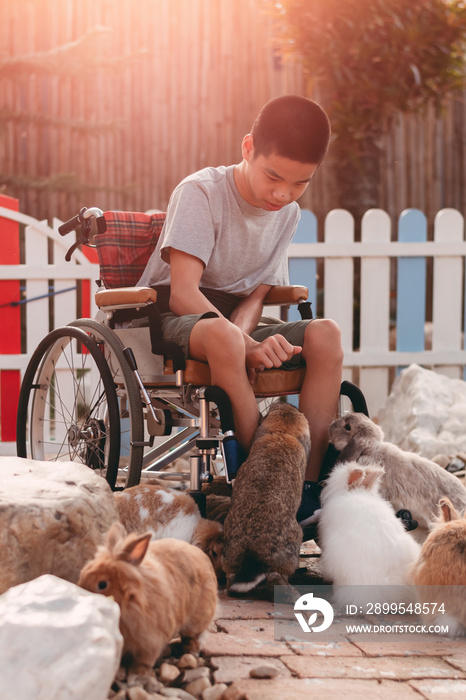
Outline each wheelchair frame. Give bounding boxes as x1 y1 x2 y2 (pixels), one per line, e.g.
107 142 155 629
16 206 368 514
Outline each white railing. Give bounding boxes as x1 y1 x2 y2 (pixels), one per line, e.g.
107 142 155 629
1 202 465 452
288 207 466 415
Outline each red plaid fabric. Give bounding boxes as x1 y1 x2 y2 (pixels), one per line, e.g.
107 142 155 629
95 211 166 288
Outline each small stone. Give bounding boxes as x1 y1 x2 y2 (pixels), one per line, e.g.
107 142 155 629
182 666 210 683
249 663 281 679
185 677 211 696
127 672 153 687
178 653 198 669
202 684 228 700
143 677 163 694
127 687 152 700
159 688 197 700
221 685 246 700
159 662 181 683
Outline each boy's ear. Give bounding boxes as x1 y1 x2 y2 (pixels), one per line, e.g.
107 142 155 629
242 134 254 160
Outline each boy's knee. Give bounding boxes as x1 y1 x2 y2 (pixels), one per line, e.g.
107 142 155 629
303 319 343 365
199 317 245 358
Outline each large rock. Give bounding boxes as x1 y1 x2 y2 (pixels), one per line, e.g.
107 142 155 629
0 457 119 594
0 574 122 700
377 364 466 458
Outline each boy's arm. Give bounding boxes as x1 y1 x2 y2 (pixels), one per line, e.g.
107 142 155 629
168 249 219 316
168 248 300 383
230 285 301 383
228 284 272 335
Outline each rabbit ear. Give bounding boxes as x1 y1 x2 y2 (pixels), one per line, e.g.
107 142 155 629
361 466 384 490
348 467 365 489
119 532 152 566
106 521 127 553
439 497 460 523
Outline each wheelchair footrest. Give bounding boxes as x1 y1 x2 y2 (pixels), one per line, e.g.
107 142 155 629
221 435 248 483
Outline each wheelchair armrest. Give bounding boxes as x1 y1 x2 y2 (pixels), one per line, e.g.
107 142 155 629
95 286 158 310
263 285 308 305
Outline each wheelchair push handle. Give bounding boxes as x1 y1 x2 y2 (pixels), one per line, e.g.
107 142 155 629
58 206 105 261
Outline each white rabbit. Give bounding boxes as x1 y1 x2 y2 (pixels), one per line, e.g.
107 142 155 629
319 461 421 608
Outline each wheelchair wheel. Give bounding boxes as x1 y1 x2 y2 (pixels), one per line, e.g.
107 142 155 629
16 324 143 489
70 319 145 487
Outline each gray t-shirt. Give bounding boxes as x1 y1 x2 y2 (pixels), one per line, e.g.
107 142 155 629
137 165 300 296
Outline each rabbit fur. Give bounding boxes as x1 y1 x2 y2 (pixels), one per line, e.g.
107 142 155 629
114 484 224 580
78 522 218 674
329 412 466 530
410 497 466 636
222 402 311 597
319 461 421 607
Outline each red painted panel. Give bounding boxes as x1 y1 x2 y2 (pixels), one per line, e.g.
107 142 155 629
0 195 21 442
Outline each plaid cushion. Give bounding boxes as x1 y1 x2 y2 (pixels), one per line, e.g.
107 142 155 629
95 211 166 288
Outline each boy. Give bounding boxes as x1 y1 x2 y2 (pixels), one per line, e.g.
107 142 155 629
138 95 343 525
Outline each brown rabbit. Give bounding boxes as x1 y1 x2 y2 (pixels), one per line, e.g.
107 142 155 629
78 522 218 674
114 484 224 580
329 412 466 529
410 497 466 637
222 402 310 598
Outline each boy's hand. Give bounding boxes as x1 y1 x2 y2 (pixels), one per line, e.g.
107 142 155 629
245 334 301 384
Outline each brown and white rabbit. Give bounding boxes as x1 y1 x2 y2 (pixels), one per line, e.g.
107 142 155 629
410 497 466 637
222 402 310 598
319 461 421 607
329 412 466 530
114 484 224 579
78 522 218 674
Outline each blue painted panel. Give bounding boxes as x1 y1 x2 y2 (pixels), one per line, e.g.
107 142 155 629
396 209 427 353
289 209 317 322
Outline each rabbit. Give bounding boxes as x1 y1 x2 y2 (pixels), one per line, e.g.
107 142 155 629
410 497 466 637
205 493 231 524
318 461 421 607
78 521 218 674
221 402 310 598
328 412 466 531
114 484 224 580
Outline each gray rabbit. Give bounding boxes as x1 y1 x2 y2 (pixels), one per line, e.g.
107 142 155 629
222 402 311 598
329 412 466 530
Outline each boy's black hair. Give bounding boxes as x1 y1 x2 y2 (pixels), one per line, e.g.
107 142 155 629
251 95 331 165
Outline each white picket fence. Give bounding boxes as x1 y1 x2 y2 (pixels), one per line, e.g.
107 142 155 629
1 204 466 455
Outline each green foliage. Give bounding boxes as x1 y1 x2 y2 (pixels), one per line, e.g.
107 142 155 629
271 0 466 145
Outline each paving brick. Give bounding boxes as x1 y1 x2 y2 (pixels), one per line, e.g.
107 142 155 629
409 678 466 699
444 655 466 675
211 656 291 684
280 654 465 680
216 594 275 620
202 619 289 657
350 638 466 658
225 678 422 700
281 616 364 657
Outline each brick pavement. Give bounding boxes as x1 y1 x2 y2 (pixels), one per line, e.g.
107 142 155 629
203 541 466 700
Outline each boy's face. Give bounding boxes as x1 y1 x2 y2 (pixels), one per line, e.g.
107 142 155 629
236 134 318 211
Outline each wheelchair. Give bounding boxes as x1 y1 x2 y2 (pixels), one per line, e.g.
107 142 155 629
16 206 368 518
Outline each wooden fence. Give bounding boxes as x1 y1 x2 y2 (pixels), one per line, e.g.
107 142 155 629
1 199 466 454
0 0 465 229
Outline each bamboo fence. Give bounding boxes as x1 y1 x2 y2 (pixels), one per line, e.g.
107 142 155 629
0 0 465 229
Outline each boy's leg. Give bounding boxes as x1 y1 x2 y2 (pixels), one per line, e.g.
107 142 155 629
299 319 343 480
188 316 260 449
